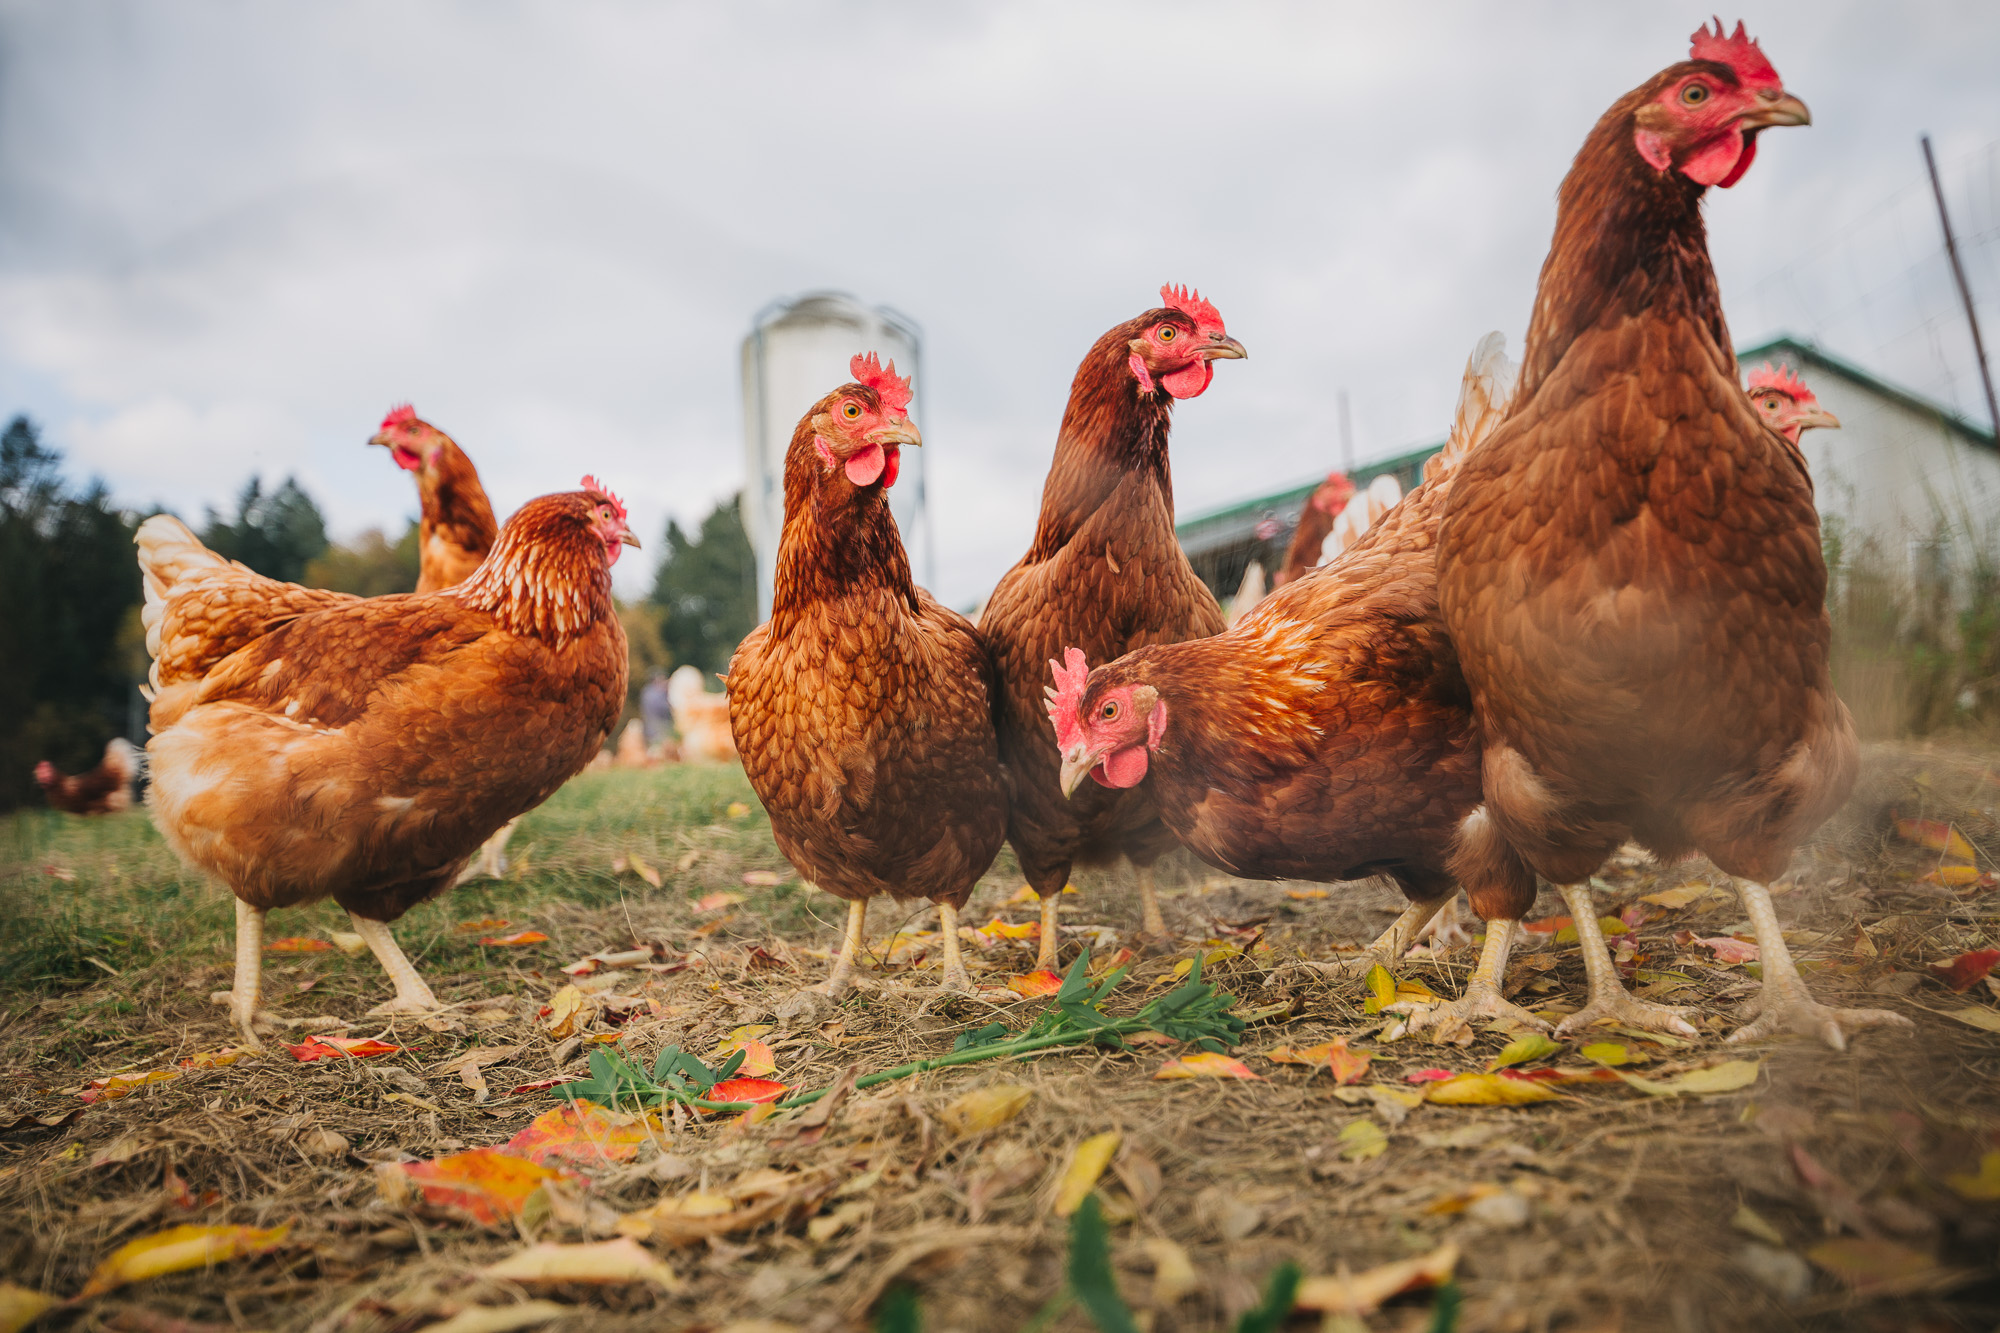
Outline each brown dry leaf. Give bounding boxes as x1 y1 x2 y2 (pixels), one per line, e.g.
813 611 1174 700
1943 1005 2000 1033
806 1200 871 1243
1295 1242 1460 1313
941 1084 1033 1136
543 986 594 1038
0 1283 56 1333
421 1302 573 1333
79 1223 291 1297
780 1065 859 1147
1054 1131 1121 1217
628 854 662 888
482 1238 681 1290
966 1142 1042 1223
617 1172 831 1247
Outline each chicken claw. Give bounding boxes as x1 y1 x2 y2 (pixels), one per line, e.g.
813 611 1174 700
776 898 868 1027
1552 885 1699 1038
1400 919 1553 1036
1273 895 1458 985
1723 879 1912 1051
1133 864 1171 943
348 914 444 1016
937 902 975 994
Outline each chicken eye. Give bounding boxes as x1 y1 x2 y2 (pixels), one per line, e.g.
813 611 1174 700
843 402 862 420
1681 82 1709 106
1157 325 1177 342
1100 701 1119 720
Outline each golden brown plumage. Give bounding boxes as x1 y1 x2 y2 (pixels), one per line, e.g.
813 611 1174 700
370 405 500 593
1049 336 1542 1024
140 485 634 1047
1436 24 1904 1048
980 289 1243 964
728 356 1006 1000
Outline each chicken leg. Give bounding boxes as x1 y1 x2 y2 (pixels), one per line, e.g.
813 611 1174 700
1553 885 1698 1037
937 901 974 993
352 914 443 1015
1274 895 1454 982
211 898 269 1051
1724 879 1912 1050
1034 890 1061 972
1401 918 1551 1035
1134 863 1170 942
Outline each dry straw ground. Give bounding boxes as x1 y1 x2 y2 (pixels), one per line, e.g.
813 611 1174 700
1 745 1997 1333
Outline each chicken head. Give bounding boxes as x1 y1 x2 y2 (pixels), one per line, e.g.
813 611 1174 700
807 352 923 490
1748 363 1840 444
1632 20 1808 188
1047 647 1166 796
1126 285 1247 400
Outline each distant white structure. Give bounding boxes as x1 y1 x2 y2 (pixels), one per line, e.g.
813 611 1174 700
740 292 929 619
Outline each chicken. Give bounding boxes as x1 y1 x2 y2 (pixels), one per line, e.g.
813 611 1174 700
1047 335 1544 1026
1274 472 1356 588
728 355 1006 1003
1436 22 1908 1049
670 666 738 764
139 480 635 1048
1747 363 1840 444
981 287 1244 965
370 405 499 594
369 403 518 881
34 738 140 815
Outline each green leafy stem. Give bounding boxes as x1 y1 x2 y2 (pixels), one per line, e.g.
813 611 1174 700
553 947 1251 1114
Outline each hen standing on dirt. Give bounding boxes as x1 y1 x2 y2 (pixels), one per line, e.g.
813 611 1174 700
1049 337 1546 1025
369 405 499 594
729 356 1007 1009
1437 22 1909 1048
140 482 634 1049
982 287 1244 967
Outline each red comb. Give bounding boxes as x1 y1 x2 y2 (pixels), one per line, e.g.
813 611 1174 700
1690 18 1779 87
1045 647 1092 750
851 352 912 414
1747 362 1812 401
579 474 628 520
380 404 417 431
1160 284 1226 336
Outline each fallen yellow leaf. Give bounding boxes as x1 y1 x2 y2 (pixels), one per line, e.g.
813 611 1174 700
482 1238 682 1290
629 853 662 888
1327 1037 1371 1086
1154 1052 1259 1081
1485 1032 1563 1072
1339 1120 1388 1161
1640 885 1718 909
1141 1237 1198 1305
941 1084 1034 1136
1946 1150 2000 1201
544 985 589 1038
1295 1242 1460 1313
1944 1005 2000 1034
1805 1237 1939 1293
1579 1042 1646 1067
1264 1041 1336 1066
421 1301 573 1333
1285 888 1330 900
1617 1059 1761 1097
1423 1073 1560 1106
725 802 751 818
1893 818 1977 863
1054 1131 1121 1217
79 1223 291 1297
0 1283 56 1333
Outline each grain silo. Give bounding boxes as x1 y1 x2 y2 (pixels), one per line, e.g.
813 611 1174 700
740 292 929 619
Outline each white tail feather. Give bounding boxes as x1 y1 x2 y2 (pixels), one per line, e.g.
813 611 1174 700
136 514 232 691
1424 331 1518 484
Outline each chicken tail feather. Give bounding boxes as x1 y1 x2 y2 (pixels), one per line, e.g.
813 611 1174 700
1426 332 1518 483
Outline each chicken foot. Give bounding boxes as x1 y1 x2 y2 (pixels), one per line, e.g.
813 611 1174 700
936 901 974 993
209 898 273 1051
352 914 443 1015
1725 879 1912 1050
1273 895 1454 982
1400 918 1552 1036
1034 890 1061 972
1553 885 1699 1038
776 897 868 1026
1134 864 1170 942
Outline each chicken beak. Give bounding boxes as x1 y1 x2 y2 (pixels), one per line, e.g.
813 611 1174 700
620 530 642 549
1203 334 1248 361
1797 406 1841 432
1741 91 1810 130
1058 743 1105 799
867 420 924 448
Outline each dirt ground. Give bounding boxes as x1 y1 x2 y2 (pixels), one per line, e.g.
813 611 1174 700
1 744 1997 1333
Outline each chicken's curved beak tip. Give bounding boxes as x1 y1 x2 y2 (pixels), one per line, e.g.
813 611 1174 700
620 530 642 549
1803 407 1840 431
1746 92 1810 130
1205 335 1248 362
868 422 924 449
1057 746 1094 800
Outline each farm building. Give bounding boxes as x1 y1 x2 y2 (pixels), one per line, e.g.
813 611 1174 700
1176 335 2000 602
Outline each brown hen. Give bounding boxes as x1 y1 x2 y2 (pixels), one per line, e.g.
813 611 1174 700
981 287 1243 966
370 405 499 594
729 356 1007 1006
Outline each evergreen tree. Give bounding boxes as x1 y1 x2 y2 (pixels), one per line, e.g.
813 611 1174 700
0 416 143 810
201 475 328 584
647 493 757 678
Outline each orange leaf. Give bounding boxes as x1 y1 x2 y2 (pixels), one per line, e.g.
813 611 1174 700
1263 1042 1336 1066
1285 888 1330 900
707 1078 788 1106
741 870 783 887
694 892 743 912
263 937 333 953
1695 936 1760 964
1006 971 1064 997
380 1147 571 1225
81 1069 179 1103
977 918 1040 940
479 930 549 946
287 1036 402 1062
178 1048 249 1070
1154 1052 1260 1081
1929 949 2000 993
1326 1037 1371 1086
1894 818 1977 862
1522 916 1572 934
1423 1072 1560 1105
456 917 513 933
505 1102 661 1167
712 1038 777 1077
1924 865 1996 889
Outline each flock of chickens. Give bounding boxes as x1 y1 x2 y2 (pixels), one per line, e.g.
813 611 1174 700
41 21 1913 1063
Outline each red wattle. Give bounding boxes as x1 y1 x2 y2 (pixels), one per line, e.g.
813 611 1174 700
845 443 886 486
1715 131 1759 188
881 447 901 489
1161 361 1214 399
1681 127 1747 187
1095 746 1150 789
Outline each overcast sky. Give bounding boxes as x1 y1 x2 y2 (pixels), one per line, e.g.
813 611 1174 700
2 2 1996 607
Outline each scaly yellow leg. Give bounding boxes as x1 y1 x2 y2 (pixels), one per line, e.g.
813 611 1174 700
1553 884 1697 1037
1034 891 1061 971
1725 879 1911 1049
937 902 973 992
351 914 442 1015
820 898 869 998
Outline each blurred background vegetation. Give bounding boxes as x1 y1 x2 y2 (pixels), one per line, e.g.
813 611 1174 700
0 410 758 811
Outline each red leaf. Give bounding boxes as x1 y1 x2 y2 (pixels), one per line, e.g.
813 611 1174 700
1005 971 1064 997
479 930 549 946
1929 949 2000 994
707 1078 788 1106
506 1079 566 1096
1695 936 1760 964
1404 1068 1457 1083
383 1147 572 1225
1521 916 1572 934
287 1036 402 1062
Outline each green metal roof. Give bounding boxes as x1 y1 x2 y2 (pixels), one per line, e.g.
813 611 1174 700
1175 441 1441 540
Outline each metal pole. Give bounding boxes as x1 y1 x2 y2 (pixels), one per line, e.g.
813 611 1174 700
1922 134 2000 434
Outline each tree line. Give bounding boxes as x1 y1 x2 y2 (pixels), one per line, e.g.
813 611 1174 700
1 412 757 811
